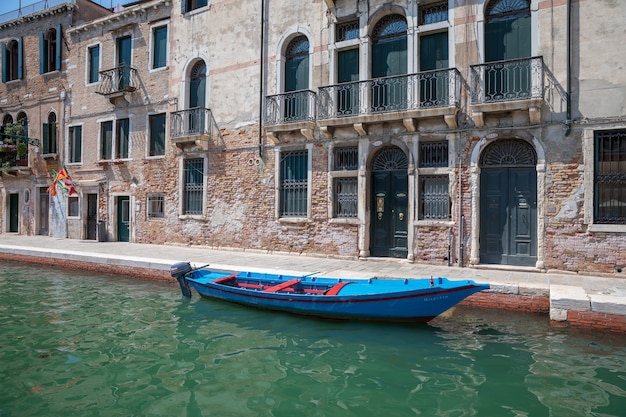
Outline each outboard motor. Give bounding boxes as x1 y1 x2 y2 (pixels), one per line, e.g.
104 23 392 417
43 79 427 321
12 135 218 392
170 262 193 297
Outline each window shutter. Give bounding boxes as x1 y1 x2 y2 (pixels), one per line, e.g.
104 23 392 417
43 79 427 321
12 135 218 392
1 42 7 83
55 24 62 71
17 37 23 79
42 123 50 154
39 30 45 74
181 0 187 13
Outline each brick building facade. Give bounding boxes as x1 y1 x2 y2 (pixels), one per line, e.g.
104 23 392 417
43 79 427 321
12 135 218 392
1 0 626 277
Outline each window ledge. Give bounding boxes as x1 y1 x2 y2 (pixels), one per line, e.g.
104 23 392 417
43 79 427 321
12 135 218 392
179 214 205 220
278 217 311 224
587 224 626 233
329 218 359 225
415 220 455 227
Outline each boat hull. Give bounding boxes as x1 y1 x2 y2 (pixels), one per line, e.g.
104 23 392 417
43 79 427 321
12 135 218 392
179 268 489 322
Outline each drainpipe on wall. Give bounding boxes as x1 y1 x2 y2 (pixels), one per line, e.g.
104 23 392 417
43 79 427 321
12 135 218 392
564 0 572 136
258 0 266 158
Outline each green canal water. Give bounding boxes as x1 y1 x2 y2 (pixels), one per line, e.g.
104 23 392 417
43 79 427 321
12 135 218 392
1 263 625 417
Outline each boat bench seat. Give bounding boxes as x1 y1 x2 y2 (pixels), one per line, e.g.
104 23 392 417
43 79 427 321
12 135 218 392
213 273 239 284
263 278 301 292
237 283 264 290
325 281 351 296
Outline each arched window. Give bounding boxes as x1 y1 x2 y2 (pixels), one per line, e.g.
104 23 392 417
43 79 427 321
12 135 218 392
2 38 23 82
283 35 310 121
43 112 57 155
284 36 309 93
189 60 206 109
371 14 407 78
485 0 530 61
371 14 407 112
17 112 28 139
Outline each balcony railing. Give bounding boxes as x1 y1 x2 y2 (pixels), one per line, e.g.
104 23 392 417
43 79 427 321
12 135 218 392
318 69 461 120
170 107 223 150
470 56 544 104
96 65 138 96
265 90 317 126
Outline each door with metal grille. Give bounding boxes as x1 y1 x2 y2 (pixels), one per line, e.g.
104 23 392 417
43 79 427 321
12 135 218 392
370 147 408 258
480 139 537 266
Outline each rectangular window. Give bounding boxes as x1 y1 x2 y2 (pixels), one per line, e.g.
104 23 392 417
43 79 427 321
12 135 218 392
594 129 626 224
68 126 82 163
419 141 448 167
147 194 165 218
100 121 113 160
334 146 359 170
419 1 448 25
68 196 79 217
183 158 204 215
116 118 130 159
42 122 57 154
335 20 359 42
149 113 166 156
181 0 208 13
419 175 450 220
152 26 167 69
280 150 308 217
88 45 100 83
334 177 358 218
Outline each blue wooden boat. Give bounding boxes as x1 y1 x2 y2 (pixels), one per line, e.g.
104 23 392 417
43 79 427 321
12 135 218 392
170 262 489 322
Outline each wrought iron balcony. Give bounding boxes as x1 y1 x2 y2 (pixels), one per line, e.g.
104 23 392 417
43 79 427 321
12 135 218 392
96 65 138 104
264 90 317 142
317 69 461 135
470 56 544 126
318 69 460 119
170 107 223 151
0 134 33 172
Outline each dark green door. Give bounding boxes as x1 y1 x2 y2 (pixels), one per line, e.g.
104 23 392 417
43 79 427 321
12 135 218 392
117 196 130 242
480 167 537 266
9 193 18 232
419 32 448 106
485 0 531 100
284 36 309 121
371 15 407 112
86 194 98 240
117 35 132 90
337 48 359 116
370 148 408 258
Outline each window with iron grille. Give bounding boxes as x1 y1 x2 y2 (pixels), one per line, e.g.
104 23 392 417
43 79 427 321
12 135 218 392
336 20 359 42
183 158 204 215
419 1 448 25
334 146 358 170
147 194 165 218
280 150 308 217
419 141 448 167
419 175 450 220
594 129 626 224
334 177 357 218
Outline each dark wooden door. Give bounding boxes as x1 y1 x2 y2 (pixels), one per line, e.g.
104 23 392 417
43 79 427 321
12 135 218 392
117 196 130 242
38 187 49 235
9 193 18 232
370 148 408 258
480 167 537 266
86 194 98 240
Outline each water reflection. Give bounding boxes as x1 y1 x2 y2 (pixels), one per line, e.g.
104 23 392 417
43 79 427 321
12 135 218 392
0 264 625 417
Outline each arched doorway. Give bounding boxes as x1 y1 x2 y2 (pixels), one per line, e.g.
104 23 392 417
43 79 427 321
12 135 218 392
479 139 537 266
370 146 408 258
